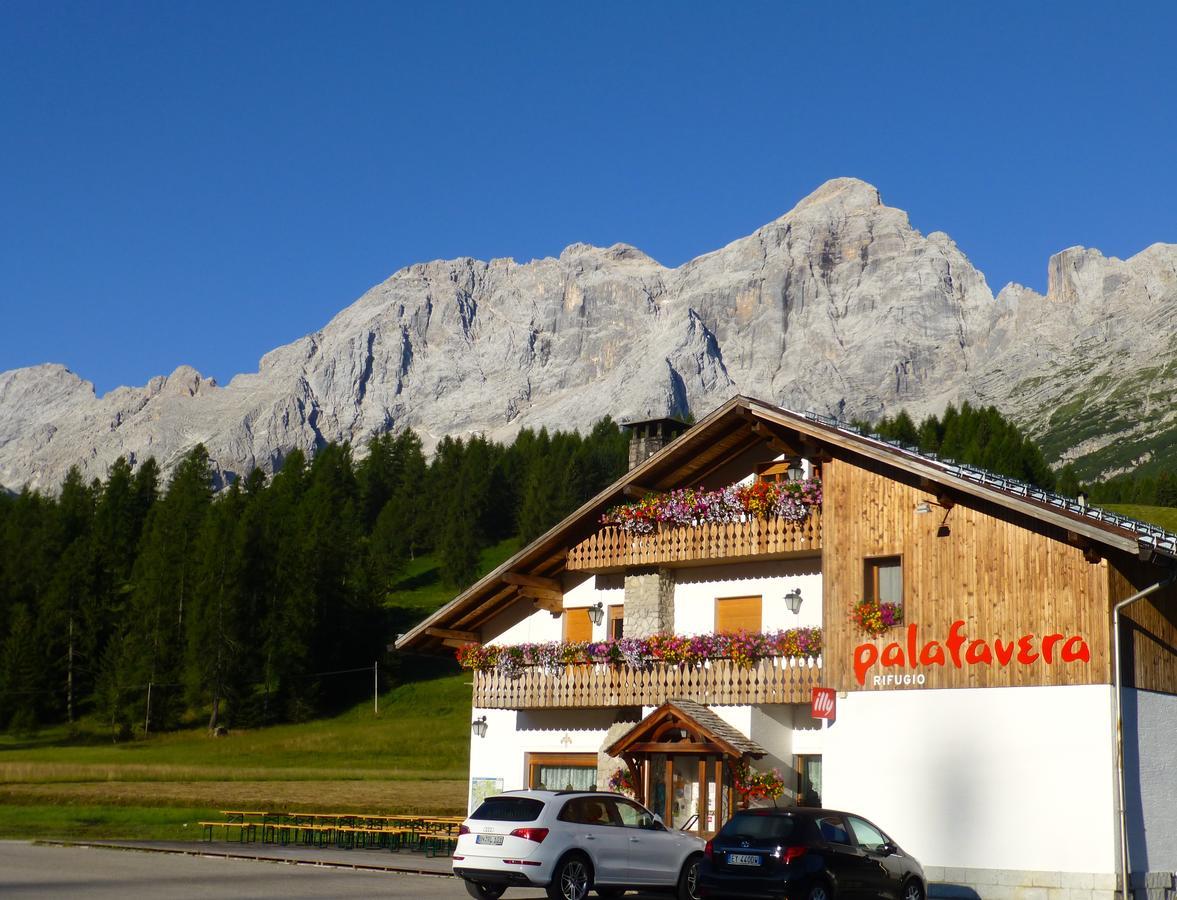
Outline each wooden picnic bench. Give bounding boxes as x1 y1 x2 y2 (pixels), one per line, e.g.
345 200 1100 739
200 809 461 856
199 820 258 842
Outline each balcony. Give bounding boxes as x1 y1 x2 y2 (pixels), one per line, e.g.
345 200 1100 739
472 657 823 709
565 508 822 572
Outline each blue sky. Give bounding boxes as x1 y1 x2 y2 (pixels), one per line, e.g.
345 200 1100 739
2 1 1174 395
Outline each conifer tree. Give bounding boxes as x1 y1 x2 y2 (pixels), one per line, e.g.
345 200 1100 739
123 445 213 729
185 482 247 732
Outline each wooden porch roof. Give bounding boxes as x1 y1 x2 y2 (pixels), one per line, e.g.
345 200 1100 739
606 699 767 760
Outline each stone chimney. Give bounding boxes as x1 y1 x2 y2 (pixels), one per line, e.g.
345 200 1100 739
623 417 689 471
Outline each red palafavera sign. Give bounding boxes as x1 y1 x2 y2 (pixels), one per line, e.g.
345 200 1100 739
811 687 836 720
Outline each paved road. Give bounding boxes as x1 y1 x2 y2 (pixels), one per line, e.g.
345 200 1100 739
0 842 479 899
0 842 672 899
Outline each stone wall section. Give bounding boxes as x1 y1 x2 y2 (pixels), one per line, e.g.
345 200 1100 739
623 568 676 638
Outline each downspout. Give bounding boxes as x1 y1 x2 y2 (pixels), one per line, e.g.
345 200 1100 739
1112 572 1176 900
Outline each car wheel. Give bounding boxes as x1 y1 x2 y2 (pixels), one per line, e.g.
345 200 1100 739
547 853 593 900
902 880 925 900
463 881 507 900
806 880 834 900
676 854 702 900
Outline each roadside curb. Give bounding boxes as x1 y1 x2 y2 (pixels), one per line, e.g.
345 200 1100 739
33 839 457 878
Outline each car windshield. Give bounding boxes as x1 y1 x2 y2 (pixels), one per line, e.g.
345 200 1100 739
718 812 801 841
470 797 545 822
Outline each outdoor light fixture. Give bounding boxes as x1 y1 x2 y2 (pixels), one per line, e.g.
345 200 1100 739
915 497 954 537
784 588 804 615
587 601 605 626
471 715 488 738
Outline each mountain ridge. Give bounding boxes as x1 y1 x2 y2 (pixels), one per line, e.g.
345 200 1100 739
2 178 1174 492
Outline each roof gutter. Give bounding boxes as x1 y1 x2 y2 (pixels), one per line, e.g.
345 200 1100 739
1112 572 1176 900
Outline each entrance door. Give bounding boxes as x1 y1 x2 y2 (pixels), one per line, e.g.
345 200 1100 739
644 752 733 836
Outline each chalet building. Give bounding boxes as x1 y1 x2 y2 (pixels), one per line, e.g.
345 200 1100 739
397 396 1177 900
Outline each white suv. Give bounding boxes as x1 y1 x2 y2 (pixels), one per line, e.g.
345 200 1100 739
453 789 705 900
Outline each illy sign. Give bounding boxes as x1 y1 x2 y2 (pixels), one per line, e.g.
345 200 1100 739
811 687 836 720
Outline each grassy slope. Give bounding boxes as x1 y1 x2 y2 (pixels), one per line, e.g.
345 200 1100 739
1029 344 1177 480
1103 504 1177 533
0 538 520 840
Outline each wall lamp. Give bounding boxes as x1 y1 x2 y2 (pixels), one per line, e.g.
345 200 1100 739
587 601 605 626
784 588 804 615
915 496 955 537
471 715 488 738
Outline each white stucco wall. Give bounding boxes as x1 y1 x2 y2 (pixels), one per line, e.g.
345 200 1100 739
822 685 1117 874
1123 687 1177 873
483 573 624 646
674 560 822 634
468 706 627 812
482 561 821 647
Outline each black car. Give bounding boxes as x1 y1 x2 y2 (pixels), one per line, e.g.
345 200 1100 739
697 807 925 900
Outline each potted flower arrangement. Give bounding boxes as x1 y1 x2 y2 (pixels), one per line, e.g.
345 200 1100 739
600 477 822 535
456 627 823 679
607 767 637 798
850 599 903 637
733 760 786 806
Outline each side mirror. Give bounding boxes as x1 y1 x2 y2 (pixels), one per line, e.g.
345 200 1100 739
650 813 666 830
880 841 897 856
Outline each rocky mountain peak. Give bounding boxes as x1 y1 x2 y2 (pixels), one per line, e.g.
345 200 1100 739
791 177 883 213
1 180 1173 492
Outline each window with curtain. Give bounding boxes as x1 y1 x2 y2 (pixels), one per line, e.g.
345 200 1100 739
797 754 822 807
526 753 598 791
864 556 902 604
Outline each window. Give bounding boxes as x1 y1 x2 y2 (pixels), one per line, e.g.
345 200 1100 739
816 814 850 845
559 797 615 826
756 459 816 483
526 753 597 792
847 815 888 852
796 754 822 807
715 596 762 633
471 797 545 822
563 608 593 643
756 460 796 483
607 605 624 640
864 556 902 604
718 811 801 841
614 798 657 829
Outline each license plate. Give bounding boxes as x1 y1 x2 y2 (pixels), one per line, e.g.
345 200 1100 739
476 834 504 845
728 853 761 866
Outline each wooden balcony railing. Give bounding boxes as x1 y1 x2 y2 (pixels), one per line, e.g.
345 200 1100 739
566 508 822 572
472 657 823 709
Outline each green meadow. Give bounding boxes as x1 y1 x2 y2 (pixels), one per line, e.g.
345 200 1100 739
0 540 523 840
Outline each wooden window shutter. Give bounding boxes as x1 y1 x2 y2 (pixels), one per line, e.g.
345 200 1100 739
715 596 763 633
564 608 593 643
